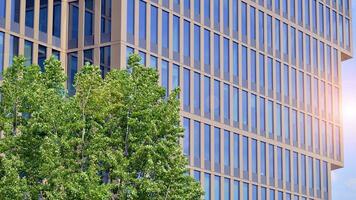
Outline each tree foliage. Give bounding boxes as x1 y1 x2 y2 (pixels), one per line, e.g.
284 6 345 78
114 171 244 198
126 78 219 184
0 55 203 199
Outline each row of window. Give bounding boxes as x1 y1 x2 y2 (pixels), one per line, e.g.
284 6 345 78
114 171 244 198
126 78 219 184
0 32 60 74
185 118 330 198
126 1 344 88
0 0 62 46
68 0 112 49
132 0 351 53
195 171 327 200
128 46 341 160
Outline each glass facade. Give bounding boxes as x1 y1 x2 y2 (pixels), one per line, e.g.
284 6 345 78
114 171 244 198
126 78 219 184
0 0 351 199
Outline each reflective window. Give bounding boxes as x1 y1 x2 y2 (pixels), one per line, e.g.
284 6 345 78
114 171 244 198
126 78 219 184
204 29 210 66
314 117 320 151
151 6 158 45
0 32 4 74
291 109 298 146
214 34 220 75
194 25 201 63
319 3 324 35
224 84 230 122
251 94 257 131
308 157 314 190
183 68 190 110
277 147 283 181
304 0 310 28
205 173 211 200
223 0 229 28
11 0 20 24
251 50 257 86
252 185 257 200
161 60 169 96
184 20 190 58
267 100 274 137
243 136 249 172
252 139 257 174
224 130 230 168
224 178 230 200
214 80 221 120
285 150 291 183
243 183 249 200
172 64 180 90
290 0 295 20
194 121 201 164
150 56 157 70
233 87 239 124
24 40 33 66
283 23 288 56
276 61 281 95
101 0 111 42
38 45 47 71
68 2 79 48
284 64 289 98
39 0 48 33
333 11 337 42
173 15 179 52
269 144 274 178
0 0 5 20
298 31 304 68
214 0 220 25
275 19 280 53
233 133 239 170
261 142 266 176
242 2 247 40
9 35 19 66
204 76 211 116
326 7 331 39
301 155 306 188
262 187 267 200
259 11 264 46
233 0 238 32
284 106 290 141
291 28 296 63
233 180 240 200
242 90 248 129
85 0 94 45
194 72 201 113
297 0 303 24
339 14 344 46
204 124 211 162
270 189 275 200
127 0 134 35
214 127 221 167
67 53 77 95
183 117 190 156
267 57 273 92
259 53 265 89
194 0 200 18
293 152 299 185
215 176 221 200
53 0 61 38
162 11 169 49
223 38 229 79
316 159 321 191
204 0 210 20
312 0 317 32
260 97 266 134
233 42 238 82
267 15 272 51
250 7 256 42
242 46 248 83
26 0 34 28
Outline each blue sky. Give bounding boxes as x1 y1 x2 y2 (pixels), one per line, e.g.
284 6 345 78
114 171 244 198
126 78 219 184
331 2 356 199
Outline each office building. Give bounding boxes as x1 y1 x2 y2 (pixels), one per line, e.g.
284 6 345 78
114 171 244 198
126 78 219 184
0 0 352 199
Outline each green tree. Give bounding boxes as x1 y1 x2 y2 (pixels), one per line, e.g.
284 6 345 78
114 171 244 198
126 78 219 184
0 55 203 199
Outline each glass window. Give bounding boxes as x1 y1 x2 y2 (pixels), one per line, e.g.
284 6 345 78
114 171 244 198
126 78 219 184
252 185 257 200
251 94 257 131
243 183 249 200
24 40 33 66
267 57 273 92
233 133 239 170
276 61 281 95
301 155 306 187
172 64 180 90
267 100 274 137
214 127 221 166
270 189 275 200
269 144 275 178
242 90 248 129
214 34 220 75
233 0 238 32
260 97 266 134
173 15 180 53
183 68 190 110
162 11 169 49
284 64 289 98
194 121 201 163
0 0 5 20
204 0 210 19
298 31 304 68
250 7 256 42
282 0 288 17
151 6 158 45
242 2 247 40
314 117 320 151
261 142 266 176
275 19 280 53
326 7 331 39
84 0 94 45
339 14 344 46
345 18 350 49
204 124 211 162
278 191 283 200
243 136 249 172
204 76 211 116
68 2 79 48
215 176 221 200
224 130 230 167
319 3 324 35
183 118 190 156
224 84 230 122
291 109 298 146
38 45 47 71
323 161 328 192
223 0 229 28
26 0 34 28
150 56 157 70
214 80 221 120
284 106 290 141
251 50 257 86
205 173 211 200
316 159 321 191
304 0 310 28
252 139 257 174
204 29 210 66
67 53 77 95
297 0 303 24
291 28 296 63
299 112 305 147
11 0 20 24
262 187 267 200
259 11 264 46
267 15 272 51
290 0 295 20
233 180 240 200
223 38 229 79
9 35 19 66
193 170 200 181
127 0 134 36
308 157 314 189
285 150 291 183
161 60 169 96
194 25 201 63
53 0 61 38
312 0 317 32
233 42 238 82
214 0 220 25
224 178 230 200
293 152 299 185
259 53 265 89
283 23 288 56
233 87 239 124
184 20 190 58
277 147 283 181
242 46 248 83
194 0 200 18
194 72 201 113
100 0 111 42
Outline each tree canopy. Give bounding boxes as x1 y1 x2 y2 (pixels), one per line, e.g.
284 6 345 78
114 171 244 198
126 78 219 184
0 54 203 199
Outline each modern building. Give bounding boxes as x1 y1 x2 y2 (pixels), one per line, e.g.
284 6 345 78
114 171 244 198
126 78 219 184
0 0 352 199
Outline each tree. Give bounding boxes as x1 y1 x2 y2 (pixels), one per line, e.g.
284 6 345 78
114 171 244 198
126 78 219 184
0 55 203 199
